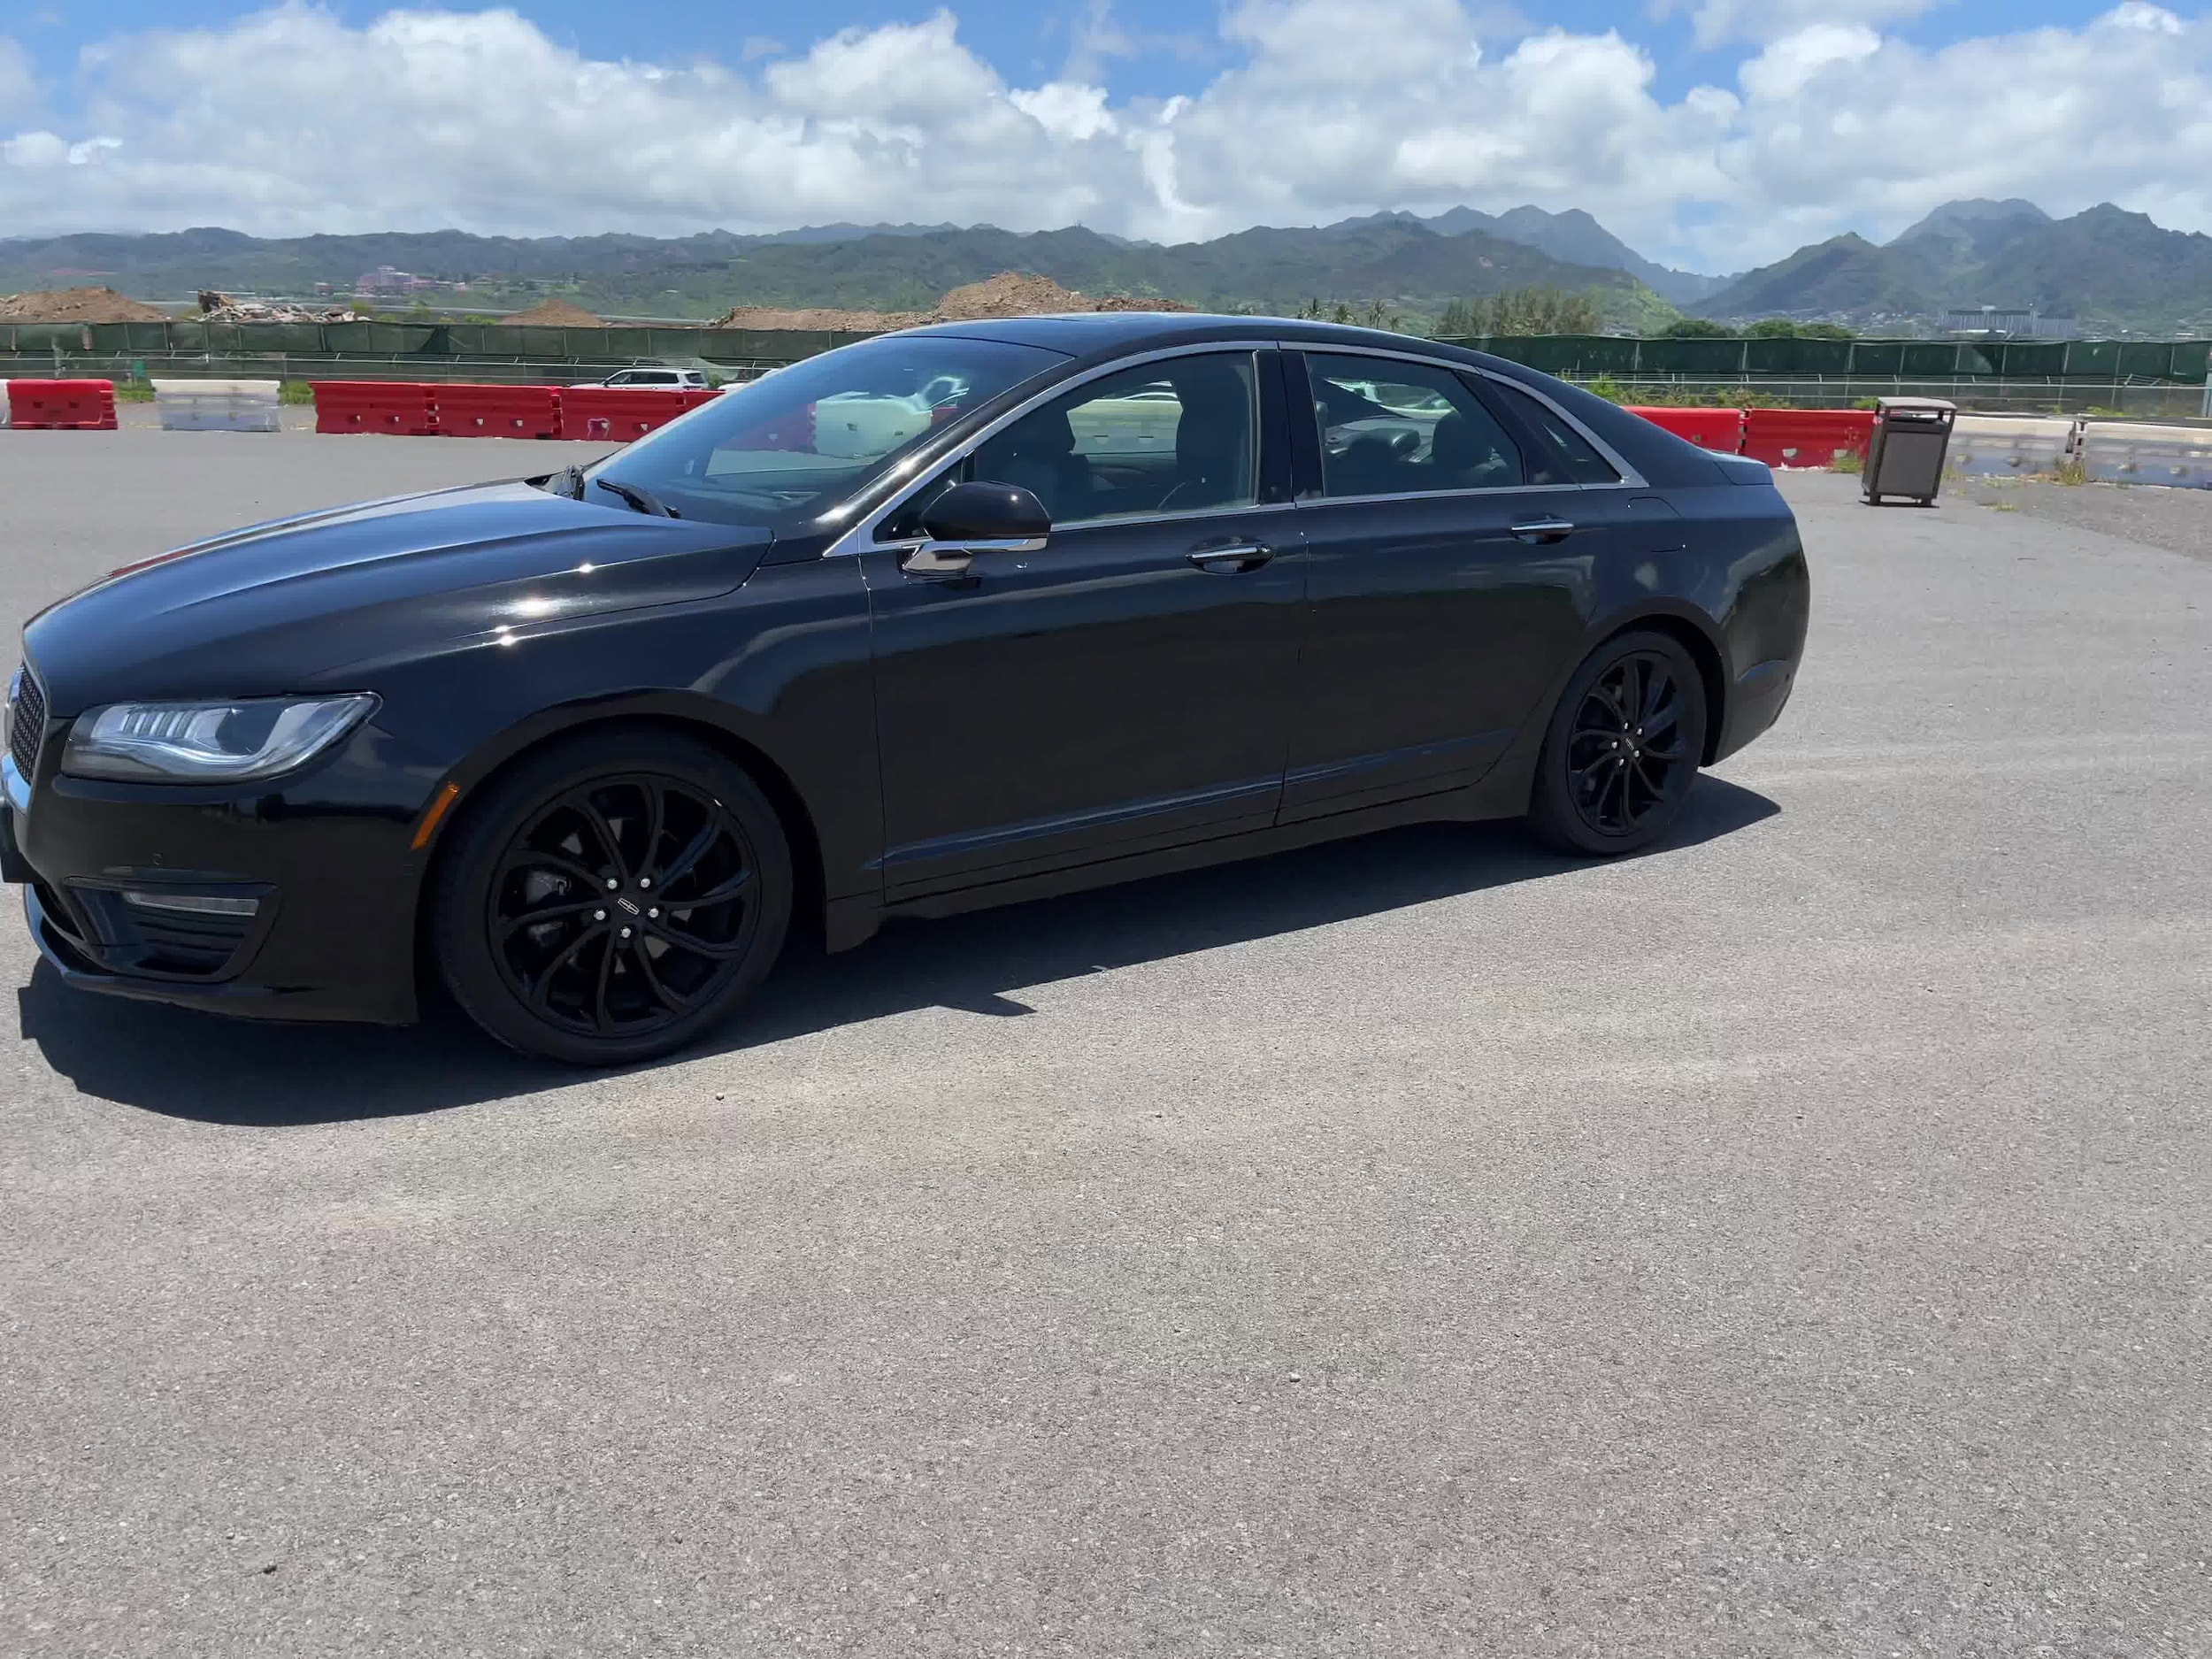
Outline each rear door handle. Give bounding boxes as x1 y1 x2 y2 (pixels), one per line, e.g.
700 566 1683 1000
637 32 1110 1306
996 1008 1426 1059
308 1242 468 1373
1509 518 1577 544
1187 541 1272 573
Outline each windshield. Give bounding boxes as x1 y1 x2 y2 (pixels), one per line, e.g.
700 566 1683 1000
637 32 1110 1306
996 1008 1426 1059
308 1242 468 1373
580 335 1067 530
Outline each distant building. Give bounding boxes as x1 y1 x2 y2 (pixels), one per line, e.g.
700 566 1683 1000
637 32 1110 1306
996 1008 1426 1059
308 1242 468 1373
355 265 435 296
1944 305 2079 341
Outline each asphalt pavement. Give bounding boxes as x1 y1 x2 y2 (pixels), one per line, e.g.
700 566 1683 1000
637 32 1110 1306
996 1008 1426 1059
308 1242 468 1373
3 432 2208 1656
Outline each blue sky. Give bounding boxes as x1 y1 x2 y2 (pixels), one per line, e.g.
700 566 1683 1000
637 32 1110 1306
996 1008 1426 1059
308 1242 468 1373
15 0 2101 105
3 2 2206 269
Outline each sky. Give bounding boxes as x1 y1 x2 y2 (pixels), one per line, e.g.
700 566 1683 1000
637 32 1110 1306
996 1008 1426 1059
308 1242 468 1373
2 0 2208 273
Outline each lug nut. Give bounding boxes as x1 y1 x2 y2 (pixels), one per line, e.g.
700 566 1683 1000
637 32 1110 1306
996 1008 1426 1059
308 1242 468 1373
647 907 659 919
639 877 651 889
594 909 606 921
605 878 618 889
619 926 632 939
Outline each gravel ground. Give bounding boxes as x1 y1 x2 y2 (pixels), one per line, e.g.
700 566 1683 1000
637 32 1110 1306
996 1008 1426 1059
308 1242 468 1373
1960 473 2212 563
1 437 2208 1657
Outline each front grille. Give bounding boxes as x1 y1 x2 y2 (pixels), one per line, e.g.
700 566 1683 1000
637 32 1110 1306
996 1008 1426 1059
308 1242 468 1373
10 665 46 782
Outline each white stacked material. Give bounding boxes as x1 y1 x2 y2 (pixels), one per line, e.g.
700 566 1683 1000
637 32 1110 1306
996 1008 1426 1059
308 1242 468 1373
151 378 282 433
0 383 10 428
2077 421 2212 489
1947 414 2081 478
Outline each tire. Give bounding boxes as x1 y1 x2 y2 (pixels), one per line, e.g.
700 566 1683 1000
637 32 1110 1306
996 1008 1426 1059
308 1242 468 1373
1528 631 1709 857
432 726 793 1065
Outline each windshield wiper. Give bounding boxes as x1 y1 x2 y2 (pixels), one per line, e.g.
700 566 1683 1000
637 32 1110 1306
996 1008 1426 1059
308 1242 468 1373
594 477 680 518
538 464 586 500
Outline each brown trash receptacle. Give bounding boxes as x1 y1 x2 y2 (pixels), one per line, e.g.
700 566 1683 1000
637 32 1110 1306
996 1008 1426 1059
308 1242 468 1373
1863 397 1956 506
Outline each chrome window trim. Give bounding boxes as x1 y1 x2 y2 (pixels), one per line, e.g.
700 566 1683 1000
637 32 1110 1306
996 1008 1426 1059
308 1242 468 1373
1293 341 1648 491
1294 480 1588 511
825 343 1273 557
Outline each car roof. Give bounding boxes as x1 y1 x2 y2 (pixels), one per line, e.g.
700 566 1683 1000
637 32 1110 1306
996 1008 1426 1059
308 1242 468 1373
902 312 1477 364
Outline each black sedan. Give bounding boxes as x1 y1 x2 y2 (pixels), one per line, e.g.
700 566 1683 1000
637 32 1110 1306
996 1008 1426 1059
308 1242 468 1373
4 317 1809 1064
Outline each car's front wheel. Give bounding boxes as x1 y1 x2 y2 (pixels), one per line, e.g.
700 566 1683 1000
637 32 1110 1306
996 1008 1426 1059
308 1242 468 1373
1528 631 1709 856
431 727 792 1064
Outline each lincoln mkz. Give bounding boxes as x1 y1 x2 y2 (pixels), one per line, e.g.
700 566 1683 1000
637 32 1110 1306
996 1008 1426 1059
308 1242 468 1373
4 316 1809 1063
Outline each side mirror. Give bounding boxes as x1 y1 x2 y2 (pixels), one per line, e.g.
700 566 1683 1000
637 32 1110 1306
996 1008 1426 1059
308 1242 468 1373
921 480 1049 548
904 480 1050 580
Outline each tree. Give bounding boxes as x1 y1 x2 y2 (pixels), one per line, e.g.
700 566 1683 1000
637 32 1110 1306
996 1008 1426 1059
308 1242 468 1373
1798 321 1855 340
1745 318 1798 338
1432 285 1602 337
1662 318 1735 339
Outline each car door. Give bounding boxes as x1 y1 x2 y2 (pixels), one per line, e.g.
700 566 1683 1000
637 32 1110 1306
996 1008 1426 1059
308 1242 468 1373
860 349 1305 900
1279 350 1635 822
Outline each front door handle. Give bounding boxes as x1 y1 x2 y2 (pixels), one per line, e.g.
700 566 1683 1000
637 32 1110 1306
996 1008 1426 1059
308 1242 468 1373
1510 518 1577 544
1187 541 1272 573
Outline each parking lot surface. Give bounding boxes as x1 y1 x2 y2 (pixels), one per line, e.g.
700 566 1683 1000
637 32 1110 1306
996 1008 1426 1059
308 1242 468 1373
4 432 2208 1656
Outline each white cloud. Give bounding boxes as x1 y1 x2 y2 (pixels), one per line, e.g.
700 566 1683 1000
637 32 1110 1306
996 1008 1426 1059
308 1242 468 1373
1 0 2209 273
1662 0 1932 51
0 35 40 125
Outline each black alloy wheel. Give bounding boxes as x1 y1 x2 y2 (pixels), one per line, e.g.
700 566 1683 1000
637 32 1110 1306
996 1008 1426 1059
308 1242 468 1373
1530 631 1708 856
433 728 791 1064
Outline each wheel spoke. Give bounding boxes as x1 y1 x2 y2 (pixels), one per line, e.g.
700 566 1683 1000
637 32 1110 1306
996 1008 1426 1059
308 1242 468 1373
578 795 630 883
1640 664 1671 724
646 916 753 961
653 822 719 890
1642 690 1685 736
495 897 603 941
502 847 606 894
525 926 602 1011
634 943 692 1013
680 868 756 908
642 780 668 881
591 931 617 1033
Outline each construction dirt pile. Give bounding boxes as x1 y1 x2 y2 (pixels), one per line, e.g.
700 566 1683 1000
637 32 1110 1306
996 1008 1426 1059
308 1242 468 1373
196 289 362 323
708 272 1196 333
505 297 606 326
0 287 169 323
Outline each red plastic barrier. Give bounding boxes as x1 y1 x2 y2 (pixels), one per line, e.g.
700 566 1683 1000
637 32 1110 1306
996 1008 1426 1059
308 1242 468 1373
1624 405 1744 454
312 381 437 436
558 388 695 442
719 400 815 454
430 382 563 439
1742 407 1875 468
9 379 118 430
679 387 725 412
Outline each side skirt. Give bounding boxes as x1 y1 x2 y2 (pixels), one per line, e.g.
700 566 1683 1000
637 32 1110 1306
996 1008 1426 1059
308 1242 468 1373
879 760 1535 925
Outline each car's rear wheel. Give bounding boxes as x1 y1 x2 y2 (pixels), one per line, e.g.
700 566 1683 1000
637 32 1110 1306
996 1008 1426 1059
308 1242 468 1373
432 727 792 1065
1529 631 1708 856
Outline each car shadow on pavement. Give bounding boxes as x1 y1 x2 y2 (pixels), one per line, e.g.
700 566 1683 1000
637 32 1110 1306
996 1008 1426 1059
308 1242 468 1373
18 775 1778 1125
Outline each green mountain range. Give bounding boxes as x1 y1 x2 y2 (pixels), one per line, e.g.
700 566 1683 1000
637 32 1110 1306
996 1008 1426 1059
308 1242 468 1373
7 198 2209 334
1696 202 2212 332
0 216 1671 329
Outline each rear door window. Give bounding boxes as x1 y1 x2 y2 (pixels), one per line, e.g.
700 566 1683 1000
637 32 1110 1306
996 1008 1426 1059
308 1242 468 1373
1303 355 1525 497
1476 379 1623 485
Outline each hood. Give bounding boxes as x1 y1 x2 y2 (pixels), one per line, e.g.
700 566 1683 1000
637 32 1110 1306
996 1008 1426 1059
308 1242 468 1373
23 480 773 712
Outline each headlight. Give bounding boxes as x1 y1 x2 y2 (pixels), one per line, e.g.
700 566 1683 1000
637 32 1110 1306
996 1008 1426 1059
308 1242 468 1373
63 695 377 783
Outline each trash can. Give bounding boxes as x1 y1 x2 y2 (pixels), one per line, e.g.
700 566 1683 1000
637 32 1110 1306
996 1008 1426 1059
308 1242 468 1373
1863 397 1956 506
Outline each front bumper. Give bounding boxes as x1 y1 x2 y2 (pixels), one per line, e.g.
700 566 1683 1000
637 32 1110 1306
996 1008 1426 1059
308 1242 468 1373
5 740 430 1027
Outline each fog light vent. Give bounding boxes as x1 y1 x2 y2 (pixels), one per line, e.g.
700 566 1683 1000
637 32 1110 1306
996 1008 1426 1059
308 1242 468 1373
69 883 268 979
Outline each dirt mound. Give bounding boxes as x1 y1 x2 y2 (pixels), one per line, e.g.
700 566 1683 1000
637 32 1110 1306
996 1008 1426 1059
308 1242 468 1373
506 297 605 326
930 272 1091 320
707 272 1200 333
0 286 168 323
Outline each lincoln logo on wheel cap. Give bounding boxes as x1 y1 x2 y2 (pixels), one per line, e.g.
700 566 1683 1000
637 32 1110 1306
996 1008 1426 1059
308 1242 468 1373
616 895 641 915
